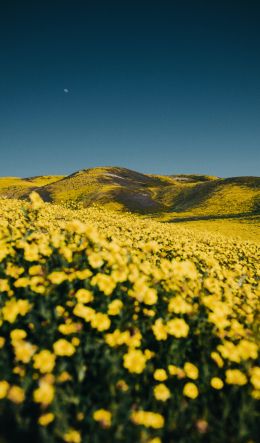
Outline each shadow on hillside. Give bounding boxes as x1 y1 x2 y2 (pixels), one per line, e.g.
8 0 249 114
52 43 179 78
165 212 260 223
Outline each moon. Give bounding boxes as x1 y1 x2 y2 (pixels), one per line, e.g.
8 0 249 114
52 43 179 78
64 88 69 93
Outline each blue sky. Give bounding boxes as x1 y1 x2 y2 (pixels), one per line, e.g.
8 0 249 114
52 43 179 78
0 0 259 177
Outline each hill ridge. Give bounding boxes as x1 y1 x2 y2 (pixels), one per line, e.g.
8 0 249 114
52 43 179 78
0 166 259 218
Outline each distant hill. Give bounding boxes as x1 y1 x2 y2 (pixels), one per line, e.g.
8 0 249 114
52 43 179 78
0 176 64 199
0 167 259 219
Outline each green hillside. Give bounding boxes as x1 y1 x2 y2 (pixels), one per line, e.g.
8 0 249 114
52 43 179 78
0 167 259 220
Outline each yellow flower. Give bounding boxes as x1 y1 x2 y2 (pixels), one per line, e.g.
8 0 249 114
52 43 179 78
116 379 129 392
88 253 104 269
143 288 158 305
76 269 93 280
6 264 24 278
93 409 112 428
143 308 155 317
124 329 142 348
73 304 95 321
17 300 32 316
168 296 192 314
225 369 247 386
23 243 40 262
172 260 197 279
7 385 25 404
154 369 167 381
0 337 5 348
33 350 56 373
153 383 170 401
33 381 55 405
105 329 128 347
13 366 25 377
168 365 185 378
53 339 75 356
250 367 260 390
29 191 44 210
131 410 164 428
14 277 30 288
108 299 123 315
211 351 224 368
0 381 10 399
38 412 55 426
56 305 66 316
29 265 43 276
58 323 80 335
167 318 189 338
251 389 260 400
152 318 168 341
144 349 155 360
0 279 10 292
59 246 72 262
210 377 224 390
123 349 146 374
184 362 199 380
91 273 116 295
67 219 87 234
217 341 240 363
91 312 111 331
10 329 27 341
2 299 31 323
75 288 94 304
57 371 72 383
72 337 80 347
238 340 258 360
13 340 37 363
48 271 67 284
183 382 199 399
63 429 82 443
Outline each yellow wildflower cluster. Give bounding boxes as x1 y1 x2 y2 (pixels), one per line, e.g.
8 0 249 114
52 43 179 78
0 194 259 443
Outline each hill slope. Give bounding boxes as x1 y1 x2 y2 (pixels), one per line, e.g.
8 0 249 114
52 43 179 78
0 176 64 199
0 167 259 218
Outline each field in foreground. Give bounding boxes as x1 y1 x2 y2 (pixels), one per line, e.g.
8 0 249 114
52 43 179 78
0 194 259 443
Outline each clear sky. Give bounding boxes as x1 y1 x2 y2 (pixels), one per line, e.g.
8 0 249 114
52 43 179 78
0 0 259 177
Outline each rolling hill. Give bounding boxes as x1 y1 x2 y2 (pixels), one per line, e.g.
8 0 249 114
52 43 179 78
0 176 64 199
0 167 259 221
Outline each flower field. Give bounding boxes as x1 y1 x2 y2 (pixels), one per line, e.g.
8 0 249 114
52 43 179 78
0 193 259 443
